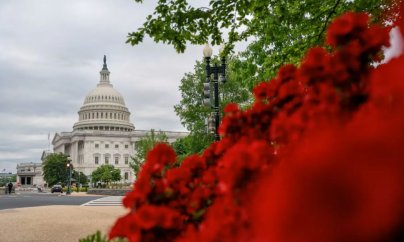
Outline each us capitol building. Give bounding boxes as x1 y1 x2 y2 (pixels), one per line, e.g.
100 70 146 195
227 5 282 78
51 56 187 184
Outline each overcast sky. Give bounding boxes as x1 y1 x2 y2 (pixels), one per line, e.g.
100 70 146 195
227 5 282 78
0 1 402 173
0 0 224 173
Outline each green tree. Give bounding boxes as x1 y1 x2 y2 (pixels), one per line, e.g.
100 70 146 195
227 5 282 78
172 58 250 157
172 133 213 161
127 0 388 88
72 171 88 186
0 174 16 187
91 164 121 185
130 129 168 175
43 153 70 187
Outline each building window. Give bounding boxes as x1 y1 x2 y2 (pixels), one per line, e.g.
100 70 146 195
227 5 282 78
105 144 109 148
125 144 129 149
115 144 119 149
95 144 99 148
124 172 129 180
105 156 109 164
115 156 119 164
95 157 99 164
125 156 129 165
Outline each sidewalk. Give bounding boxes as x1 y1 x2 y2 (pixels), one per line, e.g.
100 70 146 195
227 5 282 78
9 191 106 197
0 205 127 242
60 191 106 197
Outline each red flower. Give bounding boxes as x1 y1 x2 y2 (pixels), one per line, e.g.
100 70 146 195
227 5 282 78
201 169 216 185
224 103 239 114
326 12 369 47
277 79 304 100
110 9 402 242
299 47 330 85
166 167 191 185
181 155 206 173
144 143 177 174
277 64 297 83
109 213 140 242
253 81 271 101
250 109 404 242
134 205 160 229
134 205 182 230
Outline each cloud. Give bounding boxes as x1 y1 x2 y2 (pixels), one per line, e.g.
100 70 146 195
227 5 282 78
0 0 200 172
383 27 404 63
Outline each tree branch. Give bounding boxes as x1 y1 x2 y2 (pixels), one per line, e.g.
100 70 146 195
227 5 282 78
316 0 342 43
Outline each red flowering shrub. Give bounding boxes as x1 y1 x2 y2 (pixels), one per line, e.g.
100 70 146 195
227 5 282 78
110 5 404 242
249 105 404 242
110 142 220 242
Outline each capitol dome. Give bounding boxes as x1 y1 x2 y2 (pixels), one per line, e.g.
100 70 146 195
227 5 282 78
73 56 135 132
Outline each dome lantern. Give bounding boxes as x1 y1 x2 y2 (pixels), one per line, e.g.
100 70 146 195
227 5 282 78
99 55 111 85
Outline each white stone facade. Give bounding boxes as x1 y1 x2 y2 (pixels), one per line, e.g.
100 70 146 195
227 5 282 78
52 56 187 184
16 162 45 187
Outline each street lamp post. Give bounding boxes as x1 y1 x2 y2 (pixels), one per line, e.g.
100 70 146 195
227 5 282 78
78 169 81 190
66 158 72 195
203 44 226 141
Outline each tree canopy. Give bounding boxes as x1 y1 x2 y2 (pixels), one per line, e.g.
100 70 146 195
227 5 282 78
91 164 121 184
72 171 88 186
0 174 16 187
43 153 70 187
128 0 393 157
128 0 388 88
172 58 250 157
129 0 386 51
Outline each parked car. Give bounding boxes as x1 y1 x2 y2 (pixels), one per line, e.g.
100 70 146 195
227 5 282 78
51 185 63 193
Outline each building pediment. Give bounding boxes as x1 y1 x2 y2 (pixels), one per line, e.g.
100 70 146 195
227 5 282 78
51 133 61 145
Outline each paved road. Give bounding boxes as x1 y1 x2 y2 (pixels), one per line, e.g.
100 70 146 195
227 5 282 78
0 192 105 210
